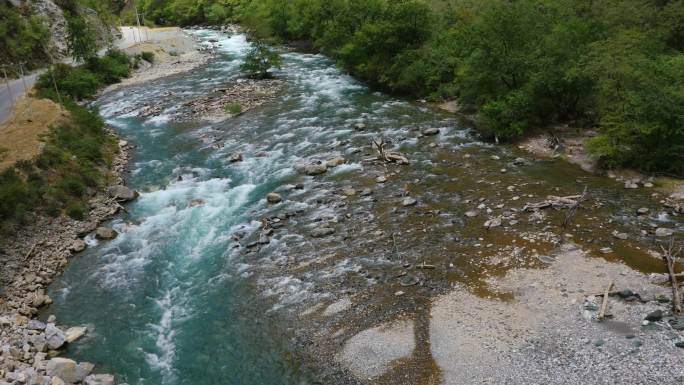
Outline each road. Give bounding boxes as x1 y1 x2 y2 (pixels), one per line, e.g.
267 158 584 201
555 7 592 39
0 74 39 125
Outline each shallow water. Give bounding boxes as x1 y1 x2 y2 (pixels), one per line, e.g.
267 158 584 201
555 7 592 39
45 30 682 385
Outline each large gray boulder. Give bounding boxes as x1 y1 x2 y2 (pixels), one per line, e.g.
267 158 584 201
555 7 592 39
107 185 138 202
45 324 66 350
47 358 94 383
303 163 327 176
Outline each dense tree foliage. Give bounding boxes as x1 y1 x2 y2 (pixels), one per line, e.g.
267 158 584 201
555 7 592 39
0 3 50 74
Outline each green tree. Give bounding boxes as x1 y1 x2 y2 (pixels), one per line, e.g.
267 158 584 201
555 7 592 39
66 15 97 62
240 40 283 79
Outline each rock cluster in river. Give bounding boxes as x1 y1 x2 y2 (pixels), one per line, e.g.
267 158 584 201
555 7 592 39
0 136 133 385
175 78 285 122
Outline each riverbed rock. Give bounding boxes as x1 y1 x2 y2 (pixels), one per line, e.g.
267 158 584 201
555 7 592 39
645 310 663 321
107 185 138 202
375 175 387 183
612 231 629 240
341 187 356 196
422 127 440 136
311 227 335 238
303 163 327 176
637 207 649 215
69 239 86 253
326 157 345 168
95 227 117 240
353 122 367 131
402 197 417 207
46 358 93 384
84 374 115 385
65 326 87 343
266 193 282 204
229 153 243 162
28 319 46 330
655 227 674 237
465 210 479 218
45 324 66 350
484 217 502 228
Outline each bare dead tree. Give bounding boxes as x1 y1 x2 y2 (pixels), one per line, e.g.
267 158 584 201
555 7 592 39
660 237 683 314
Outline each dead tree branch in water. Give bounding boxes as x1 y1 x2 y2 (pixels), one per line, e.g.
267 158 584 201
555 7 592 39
560 186 588 243
660 237 683 314
365 137 410 165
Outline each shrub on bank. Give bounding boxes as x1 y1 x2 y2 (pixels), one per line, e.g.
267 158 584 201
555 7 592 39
0 103 117 235
36 50 132 101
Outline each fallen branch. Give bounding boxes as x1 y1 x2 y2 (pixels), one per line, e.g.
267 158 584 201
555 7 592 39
371 137 409 165
598 281 614 321
23 243 37 262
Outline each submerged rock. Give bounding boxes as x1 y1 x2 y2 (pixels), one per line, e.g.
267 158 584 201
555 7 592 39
85 374 115 385
311 227 335 238
229 153 243 162
422 127 440 136
65 326 87 343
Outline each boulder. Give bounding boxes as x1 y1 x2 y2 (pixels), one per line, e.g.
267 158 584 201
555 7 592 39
107 185 138 202
45 324 66 350
655 227 674 237
95 227 117 240
326 157 345 168
303 163 327 176
645 309 663 322
375 176 387 183
50 377 66 385
422 127 440 136
341 187 356 196
402 197 417 207
464 210 479 218
65 326 87 343
28 319 46 331
353 123 367 131
85 374 115 385
229 153 243 162
484 217 502 228
636 207 649 215
46 358 91 383
70 239 87 253
266 193 282 204
311 227 335 238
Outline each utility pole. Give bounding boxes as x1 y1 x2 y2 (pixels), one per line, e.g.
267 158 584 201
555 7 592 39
2 65 14 106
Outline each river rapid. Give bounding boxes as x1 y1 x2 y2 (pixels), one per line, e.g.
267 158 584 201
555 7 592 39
45 30 682 385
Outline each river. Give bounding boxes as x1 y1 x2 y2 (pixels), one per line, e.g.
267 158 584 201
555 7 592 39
45 30 682 385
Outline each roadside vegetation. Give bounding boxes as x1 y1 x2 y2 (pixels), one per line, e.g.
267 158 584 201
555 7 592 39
141 0 683 176
0 10 133 235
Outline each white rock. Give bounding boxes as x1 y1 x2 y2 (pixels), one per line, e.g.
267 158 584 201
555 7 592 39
65 326 87 343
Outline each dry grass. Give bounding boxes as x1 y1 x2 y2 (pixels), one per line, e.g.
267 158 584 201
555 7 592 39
0 95 67 171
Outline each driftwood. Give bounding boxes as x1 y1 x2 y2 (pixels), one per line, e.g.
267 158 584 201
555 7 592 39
523 192 586 212
369 138 409 165
598 281 614 321
23 243 37 261
660 238 683 314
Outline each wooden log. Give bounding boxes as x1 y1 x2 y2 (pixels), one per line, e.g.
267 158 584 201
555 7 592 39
598 281 614 321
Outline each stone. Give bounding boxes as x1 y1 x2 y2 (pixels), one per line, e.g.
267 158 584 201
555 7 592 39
229 153 243 162
617 289 634 299
655 227 674 237
636 207 649 215
27 319 46 331
675 341 684 348
422 127 440 136
311 227 335 238
266 193 282 204
353 122 367 131
464 210 479 218
375 175 387 183
257 235 270 245
303 163 327 176
65 326 87 343
402 197 417 207
484 217 502 228
612 231 628 240
359 188 373 197
624 181 639 189
645 310 663 322
341 187 356 196
326 157 345 168
107 185 138 202
46 358 84 383
95 227 117 240
69 239 86 253
85 374 115 385
45 324 66 350
600 247 613 254
50 377 66 385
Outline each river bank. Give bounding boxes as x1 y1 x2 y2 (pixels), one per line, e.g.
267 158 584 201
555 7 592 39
0 134 130 385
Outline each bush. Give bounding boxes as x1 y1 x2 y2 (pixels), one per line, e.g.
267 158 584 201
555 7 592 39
141 51 155 63
240 40 282 79
225 102 243 115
